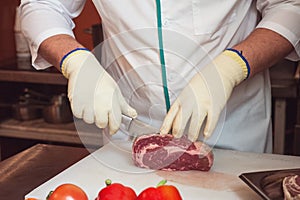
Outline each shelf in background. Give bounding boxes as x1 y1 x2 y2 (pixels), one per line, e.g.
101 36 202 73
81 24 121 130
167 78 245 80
0 118 103 148
0 69 67 85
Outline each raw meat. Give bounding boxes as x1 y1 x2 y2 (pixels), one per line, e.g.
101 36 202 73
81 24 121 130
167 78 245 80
283 175 300 200
260 171 296 199
132 134 214 171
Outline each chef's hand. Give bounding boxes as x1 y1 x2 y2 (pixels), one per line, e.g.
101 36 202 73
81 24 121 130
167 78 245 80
160 49 250 141
61 48 137 134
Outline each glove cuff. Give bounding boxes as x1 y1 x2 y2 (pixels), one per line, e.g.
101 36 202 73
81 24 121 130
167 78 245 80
224 48 250 79
60 47 90 78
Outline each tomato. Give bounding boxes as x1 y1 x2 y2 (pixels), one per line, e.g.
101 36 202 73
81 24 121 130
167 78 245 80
47 183 88 200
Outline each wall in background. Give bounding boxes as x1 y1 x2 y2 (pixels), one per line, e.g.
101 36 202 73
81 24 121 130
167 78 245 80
0 0 19 66
0 0 101 67
74 0 101 50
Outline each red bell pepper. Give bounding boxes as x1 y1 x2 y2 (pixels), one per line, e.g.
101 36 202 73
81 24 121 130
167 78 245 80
137 180 183 200
96 179 137 200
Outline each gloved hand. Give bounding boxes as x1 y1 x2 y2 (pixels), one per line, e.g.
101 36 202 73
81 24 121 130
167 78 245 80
160 49 250 141
61 48 137 134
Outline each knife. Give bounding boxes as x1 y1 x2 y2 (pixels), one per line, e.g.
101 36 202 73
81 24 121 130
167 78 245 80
121 114 159 139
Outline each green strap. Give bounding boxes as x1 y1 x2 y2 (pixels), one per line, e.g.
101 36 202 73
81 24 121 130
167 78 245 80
155 0 171 112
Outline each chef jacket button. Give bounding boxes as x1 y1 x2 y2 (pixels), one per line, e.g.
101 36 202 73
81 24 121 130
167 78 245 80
168 72 176 81
163 19 170 27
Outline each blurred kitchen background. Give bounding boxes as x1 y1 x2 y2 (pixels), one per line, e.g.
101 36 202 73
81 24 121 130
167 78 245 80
0 0 299 161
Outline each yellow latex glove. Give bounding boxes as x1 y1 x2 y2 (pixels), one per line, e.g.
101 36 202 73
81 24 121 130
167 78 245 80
160 49 249 141
61 48 137 134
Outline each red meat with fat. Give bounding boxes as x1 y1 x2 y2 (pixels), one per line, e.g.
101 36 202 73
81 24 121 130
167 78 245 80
283 175 300 200
132 134 214 171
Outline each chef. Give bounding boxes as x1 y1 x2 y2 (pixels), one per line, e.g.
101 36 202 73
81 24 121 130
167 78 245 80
20 0 300 153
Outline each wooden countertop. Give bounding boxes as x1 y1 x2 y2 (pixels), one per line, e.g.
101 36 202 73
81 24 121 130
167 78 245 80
0 144 90 199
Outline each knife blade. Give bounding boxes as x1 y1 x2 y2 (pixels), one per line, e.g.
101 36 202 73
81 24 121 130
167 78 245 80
121 114 159 139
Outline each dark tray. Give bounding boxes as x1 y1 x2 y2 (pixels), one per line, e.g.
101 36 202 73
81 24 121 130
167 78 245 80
239 168 300 200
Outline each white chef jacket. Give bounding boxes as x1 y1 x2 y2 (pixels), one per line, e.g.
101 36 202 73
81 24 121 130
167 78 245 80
20 0 300 153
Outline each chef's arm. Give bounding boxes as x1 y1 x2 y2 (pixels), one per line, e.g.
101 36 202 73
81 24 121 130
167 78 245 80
21 0 137 134
20 0 86 69
160 28 296 140
38 34 84 70
232 28 294 77
39 35 137 134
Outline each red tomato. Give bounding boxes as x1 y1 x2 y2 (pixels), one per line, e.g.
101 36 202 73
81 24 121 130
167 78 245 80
47 183 88 200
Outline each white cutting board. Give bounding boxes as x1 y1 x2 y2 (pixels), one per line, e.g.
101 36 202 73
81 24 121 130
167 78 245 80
25 140 300 200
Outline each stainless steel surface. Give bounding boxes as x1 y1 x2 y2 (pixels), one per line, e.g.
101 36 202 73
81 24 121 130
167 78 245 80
23 88 51 102
12 104 43 121
43 94 73 124
11 88 49 121
0 144 90 200
239 168 300 200
121 115 159 139
9 91 73 123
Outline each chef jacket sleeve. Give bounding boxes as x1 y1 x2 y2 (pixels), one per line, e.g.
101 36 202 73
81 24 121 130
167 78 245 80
20 0 86 69
256 0 300 61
